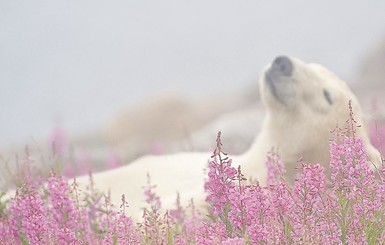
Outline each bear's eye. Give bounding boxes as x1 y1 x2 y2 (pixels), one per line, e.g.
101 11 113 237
323 89 333 105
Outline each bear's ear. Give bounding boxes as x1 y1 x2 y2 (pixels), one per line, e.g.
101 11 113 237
323 89 333 105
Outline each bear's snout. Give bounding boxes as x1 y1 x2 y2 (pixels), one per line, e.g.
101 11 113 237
264 56 296 105
270 55 293 77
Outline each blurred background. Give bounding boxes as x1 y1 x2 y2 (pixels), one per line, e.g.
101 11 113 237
1 1 385 178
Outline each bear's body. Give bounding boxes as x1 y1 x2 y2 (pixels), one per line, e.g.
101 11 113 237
75 56 381 220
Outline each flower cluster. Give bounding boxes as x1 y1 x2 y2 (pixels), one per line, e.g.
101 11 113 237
198 132 385 244
0 122 384 244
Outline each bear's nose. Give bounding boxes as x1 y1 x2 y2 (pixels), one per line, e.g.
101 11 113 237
271 56 293 76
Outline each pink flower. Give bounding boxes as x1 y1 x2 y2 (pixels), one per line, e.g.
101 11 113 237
293 163 325 208
222 237 245 245
204 159 237 216
143 174 161 210
104 214 140 245
50 126 67 156
106 153 121 169
370 122 385 155
2 128 385 243
169 192 185 224
46 172 78 243
196 221 228 244
8 191 50 244
265 151 286 185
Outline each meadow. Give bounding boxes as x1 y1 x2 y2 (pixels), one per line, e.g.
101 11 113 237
0 112 384 245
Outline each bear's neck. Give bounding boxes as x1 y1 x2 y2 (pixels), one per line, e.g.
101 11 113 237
237 130 272 186
237 114 289 186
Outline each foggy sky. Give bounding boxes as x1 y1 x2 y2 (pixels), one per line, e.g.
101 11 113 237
1 0 385 148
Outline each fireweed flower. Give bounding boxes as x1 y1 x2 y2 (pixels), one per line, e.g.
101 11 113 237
242 186 271 242
46 172 77 230
8 189 50 245
140 174 172 245
228 182 271 242
0 218 12 243
267 182 294 242
50 126 66 156
169 192 185 224
329 134 385 244
1 127 385 244
104 213 140 245
173 198 201 244
268 182 292 216
222 237 245 245
143 173 161 211
291 163 328 243
174 216 201 244
293 163 325 209
266 151 286 185
330 137 375 201
46 172 78 244
370 122 385 155
196 221 228 244
204 159 237 216
204 132 238 217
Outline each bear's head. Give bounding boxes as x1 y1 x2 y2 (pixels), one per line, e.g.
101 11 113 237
258 56 381 180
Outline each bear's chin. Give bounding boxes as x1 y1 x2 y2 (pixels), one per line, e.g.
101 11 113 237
262 74 297 108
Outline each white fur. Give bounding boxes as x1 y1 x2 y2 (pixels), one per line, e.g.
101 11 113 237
74 57 381 220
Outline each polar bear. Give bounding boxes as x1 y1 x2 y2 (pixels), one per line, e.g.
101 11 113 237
74 56 381 220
